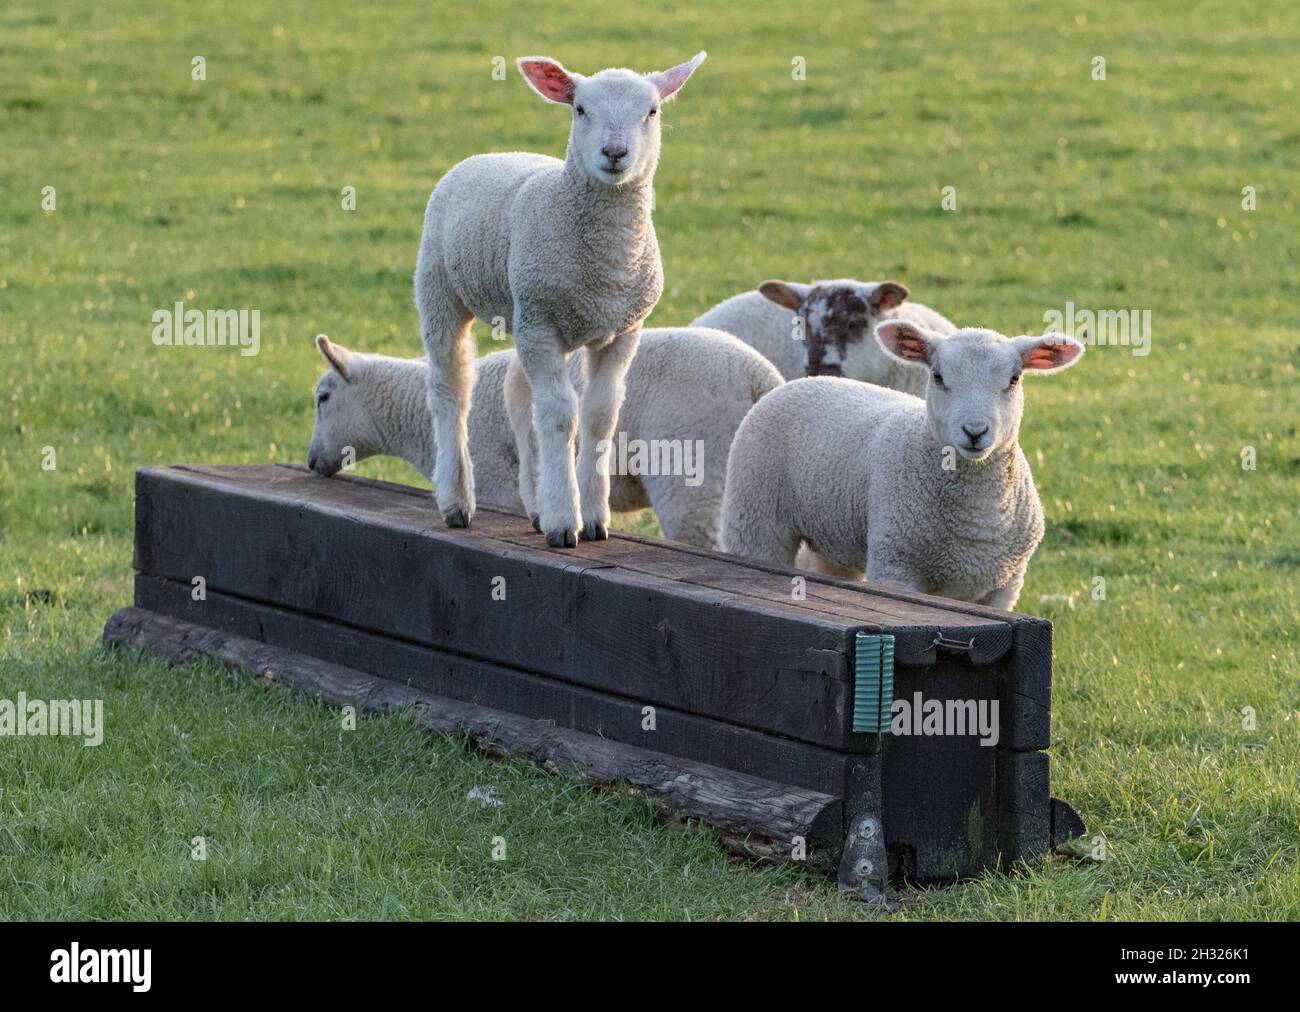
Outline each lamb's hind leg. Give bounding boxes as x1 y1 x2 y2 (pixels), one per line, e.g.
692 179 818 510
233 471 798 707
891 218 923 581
503 353 540 529
577 329 641 541
718 488 801 567
417 266 476 527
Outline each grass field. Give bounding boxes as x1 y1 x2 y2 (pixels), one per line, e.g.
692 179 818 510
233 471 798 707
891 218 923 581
1 0 1297 920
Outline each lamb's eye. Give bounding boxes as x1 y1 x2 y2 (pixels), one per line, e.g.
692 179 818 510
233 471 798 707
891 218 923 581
1006 374 1020 391
575 105 585 117
932 372 944 388
317 391 329 405
648 107 658 117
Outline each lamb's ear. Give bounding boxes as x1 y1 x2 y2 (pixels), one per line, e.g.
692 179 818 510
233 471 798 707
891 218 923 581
868 281 909 313
1013 332 1085 374
648 51 707 101
517 57 582 105
875 319 941 364
315 334 353 382
758 280 809 311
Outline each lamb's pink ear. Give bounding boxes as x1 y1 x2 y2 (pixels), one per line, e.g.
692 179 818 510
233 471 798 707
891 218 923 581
758 280 808 311
517 57 580 104
648 51 707 101
315 334 352 382
1013 332 1085 374
875 320 938 364
868 281 909 312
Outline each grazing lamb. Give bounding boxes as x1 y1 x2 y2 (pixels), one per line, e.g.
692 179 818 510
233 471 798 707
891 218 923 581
691 279 955 395
415 51 707 547
720 323 1085 609
308 336 521 510
307 329 781 549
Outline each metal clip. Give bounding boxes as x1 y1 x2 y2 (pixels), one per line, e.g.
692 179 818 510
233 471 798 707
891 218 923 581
932 632 976 653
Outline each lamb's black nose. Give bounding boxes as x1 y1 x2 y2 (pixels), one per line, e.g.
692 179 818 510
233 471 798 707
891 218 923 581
961 424 988 442
601 145 628 164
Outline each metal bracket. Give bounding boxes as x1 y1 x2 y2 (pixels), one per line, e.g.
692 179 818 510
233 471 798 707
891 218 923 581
931 631 976 654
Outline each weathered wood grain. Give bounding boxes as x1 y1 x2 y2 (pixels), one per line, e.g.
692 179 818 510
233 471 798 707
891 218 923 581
995 749 1051 865
134 572 852 796
135 466 869 749
123 463 1064 885
881 661 1002 881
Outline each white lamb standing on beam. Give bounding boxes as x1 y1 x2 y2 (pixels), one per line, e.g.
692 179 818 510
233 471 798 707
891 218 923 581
690 279 955 395
720 322 1085 610
414 51 707 547
307 328 781 550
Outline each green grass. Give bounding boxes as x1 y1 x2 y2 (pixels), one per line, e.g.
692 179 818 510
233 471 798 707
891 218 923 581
2 0 1297 920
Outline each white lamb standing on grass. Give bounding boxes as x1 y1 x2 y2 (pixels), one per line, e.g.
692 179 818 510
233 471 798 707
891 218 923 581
720 322 1085 610
690 279 956 394
414 51 707 547
306 328 782 550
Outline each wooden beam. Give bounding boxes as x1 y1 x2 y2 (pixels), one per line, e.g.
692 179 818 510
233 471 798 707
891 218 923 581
134 465 865 749
134 572 853 797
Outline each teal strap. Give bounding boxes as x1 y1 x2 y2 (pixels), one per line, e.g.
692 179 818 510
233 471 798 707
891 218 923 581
853 633 895 733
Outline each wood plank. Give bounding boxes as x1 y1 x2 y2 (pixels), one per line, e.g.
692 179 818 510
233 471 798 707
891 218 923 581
227 464 1018 649
997 618 1053 751
880 662 1003 882
995 749 1051 866
332 463 1048 748
135 466 868 749
103 606 844 870
136 572 1018 881
252 466 1042 736
134 572 852 796
483 530 1013 666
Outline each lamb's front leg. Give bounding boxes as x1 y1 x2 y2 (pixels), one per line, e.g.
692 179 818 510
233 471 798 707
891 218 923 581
576 328 641 541
865 551 926 595
977 570 1025 611
515 329 580 548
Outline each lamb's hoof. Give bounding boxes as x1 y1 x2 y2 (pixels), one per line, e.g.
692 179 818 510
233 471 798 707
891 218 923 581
546 528 577 549
580 521 608 542
444 508 471 529
530 514 541 533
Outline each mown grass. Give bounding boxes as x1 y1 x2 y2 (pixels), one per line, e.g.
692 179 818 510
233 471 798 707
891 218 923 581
1 0 1297 920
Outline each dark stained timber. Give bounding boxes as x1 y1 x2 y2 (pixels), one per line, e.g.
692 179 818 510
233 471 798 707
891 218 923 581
114 463 1080 891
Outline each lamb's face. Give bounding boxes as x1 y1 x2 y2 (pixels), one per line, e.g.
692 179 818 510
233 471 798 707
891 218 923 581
307 369 360 476
307 336 380 477
758 278 910 381
923 331 1026 460
518 53 706 188
875 322 1084 462
570 71 664 186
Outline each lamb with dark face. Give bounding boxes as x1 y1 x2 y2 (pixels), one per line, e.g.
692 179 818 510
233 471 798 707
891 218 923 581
691 278 955 395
